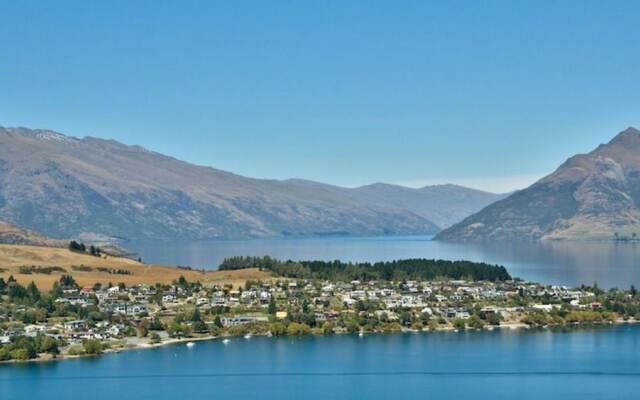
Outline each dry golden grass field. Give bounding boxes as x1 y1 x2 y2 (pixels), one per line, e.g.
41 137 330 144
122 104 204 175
0 244 269 290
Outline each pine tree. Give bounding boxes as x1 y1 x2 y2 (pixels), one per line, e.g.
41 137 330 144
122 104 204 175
26 281 40 302
268 296 277 315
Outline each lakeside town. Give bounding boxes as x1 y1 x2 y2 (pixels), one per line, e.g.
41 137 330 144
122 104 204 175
1 255 638 363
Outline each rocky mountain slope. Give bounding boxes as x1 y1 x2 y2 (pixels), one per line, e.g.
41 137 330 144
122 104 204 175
436 127 640 242
0 220 66 247
0 126 504 241
0 127 452 241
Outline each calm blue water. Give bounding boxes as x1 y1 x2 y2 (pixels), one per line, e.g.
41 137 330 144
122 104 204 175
3 326 640 400
130 236 640 288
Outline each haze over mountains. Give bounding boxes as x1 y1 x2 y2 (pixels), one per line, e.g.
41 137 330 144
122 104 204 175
0 126 503 242
437 127 640 242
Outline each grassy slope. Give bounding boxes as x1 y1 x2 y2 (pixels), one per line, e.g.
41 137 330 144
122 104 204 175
0 244 269 290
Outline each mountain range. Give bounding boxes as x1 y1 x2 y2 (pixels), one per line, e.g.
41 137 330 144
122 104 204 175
0 126 503 242
437 127 640 242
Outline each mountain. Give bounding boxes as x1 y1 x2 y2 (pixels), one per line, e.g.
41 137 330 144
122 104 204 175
0 220 66 247
0 126 453 241
284 180 506 229
349 183 507 229
436 127 640 242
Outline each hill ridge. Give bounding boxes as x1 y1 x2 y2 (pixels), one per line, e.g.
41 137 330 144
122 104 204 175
436 127 640 242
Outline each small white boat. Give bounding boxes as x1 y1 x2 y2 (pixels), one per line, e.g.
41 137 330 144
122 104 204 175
244 334 252 340
358 332 364 337
222 338 231 345
186 341 195 348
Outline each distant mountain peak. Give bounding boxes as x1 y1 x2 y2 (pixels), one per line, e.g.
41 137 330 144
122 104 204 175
608 126 640 147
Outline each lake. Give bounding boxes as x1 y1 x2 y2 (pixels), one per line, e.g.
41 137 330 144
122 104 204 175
130 236 640 288
2 325 640 400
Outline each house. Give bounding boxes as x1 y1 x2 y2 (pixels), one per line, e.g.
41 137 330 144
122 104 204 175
24 324 47 337
211 294 225 306
258 291 271 304
532 304 554 312
196 297 210 306
64 320 87 331
67 296 89 306
162 293 177 303
220 315 269 327
80 286 94 296
111 302 128 314
127 303 148 315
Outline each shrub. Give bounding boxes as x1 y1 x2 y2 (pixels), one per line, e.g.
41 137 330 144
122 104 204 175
82 339 103 355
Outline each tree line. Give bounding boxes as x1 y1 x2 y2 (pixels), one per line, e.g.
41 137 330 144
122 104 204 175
68 241 102 257
219 256 511 282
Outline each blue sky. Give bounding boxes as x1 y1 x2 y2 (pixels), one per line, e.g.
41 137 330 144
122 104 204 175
1 1 639 192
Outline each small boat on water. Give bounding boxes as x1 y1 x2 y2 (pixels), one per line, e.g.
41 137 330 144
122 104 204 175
358 332 364 337
186 341 195 347
222 339 231 344
244 334 252 339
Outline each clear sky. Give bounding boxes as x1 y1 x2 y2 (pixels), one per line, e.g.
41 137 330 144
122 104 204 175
1 1 639 193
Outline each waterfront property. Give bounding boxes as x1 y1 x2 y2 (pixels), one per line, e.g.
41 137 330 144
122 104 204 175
0 256 638 363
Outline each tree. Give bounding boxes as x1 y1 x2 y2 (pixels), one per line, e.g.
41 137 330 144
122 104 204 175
38 336 59 355
9 348 33 361
82 339 103 355
8 282 27 300
51 281 63 299
268 296 277 315
69 240 82 252
452 318 466 330
191 308 202 322
467 315 484 330
138 324 149 338
26 281 40 302
148 317 164 331
399 311 412 326
269 322 287 336
59 275 78 288
192 320 208 333
149 332 161 344
322 321 335 335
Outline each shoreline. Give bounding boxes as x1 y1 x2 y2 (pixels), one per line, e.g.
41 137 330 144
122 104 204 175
4 319 637 366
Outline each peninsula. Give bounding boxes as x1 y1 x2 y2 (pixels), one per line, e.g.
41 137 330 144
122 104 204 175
1 250 637 363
